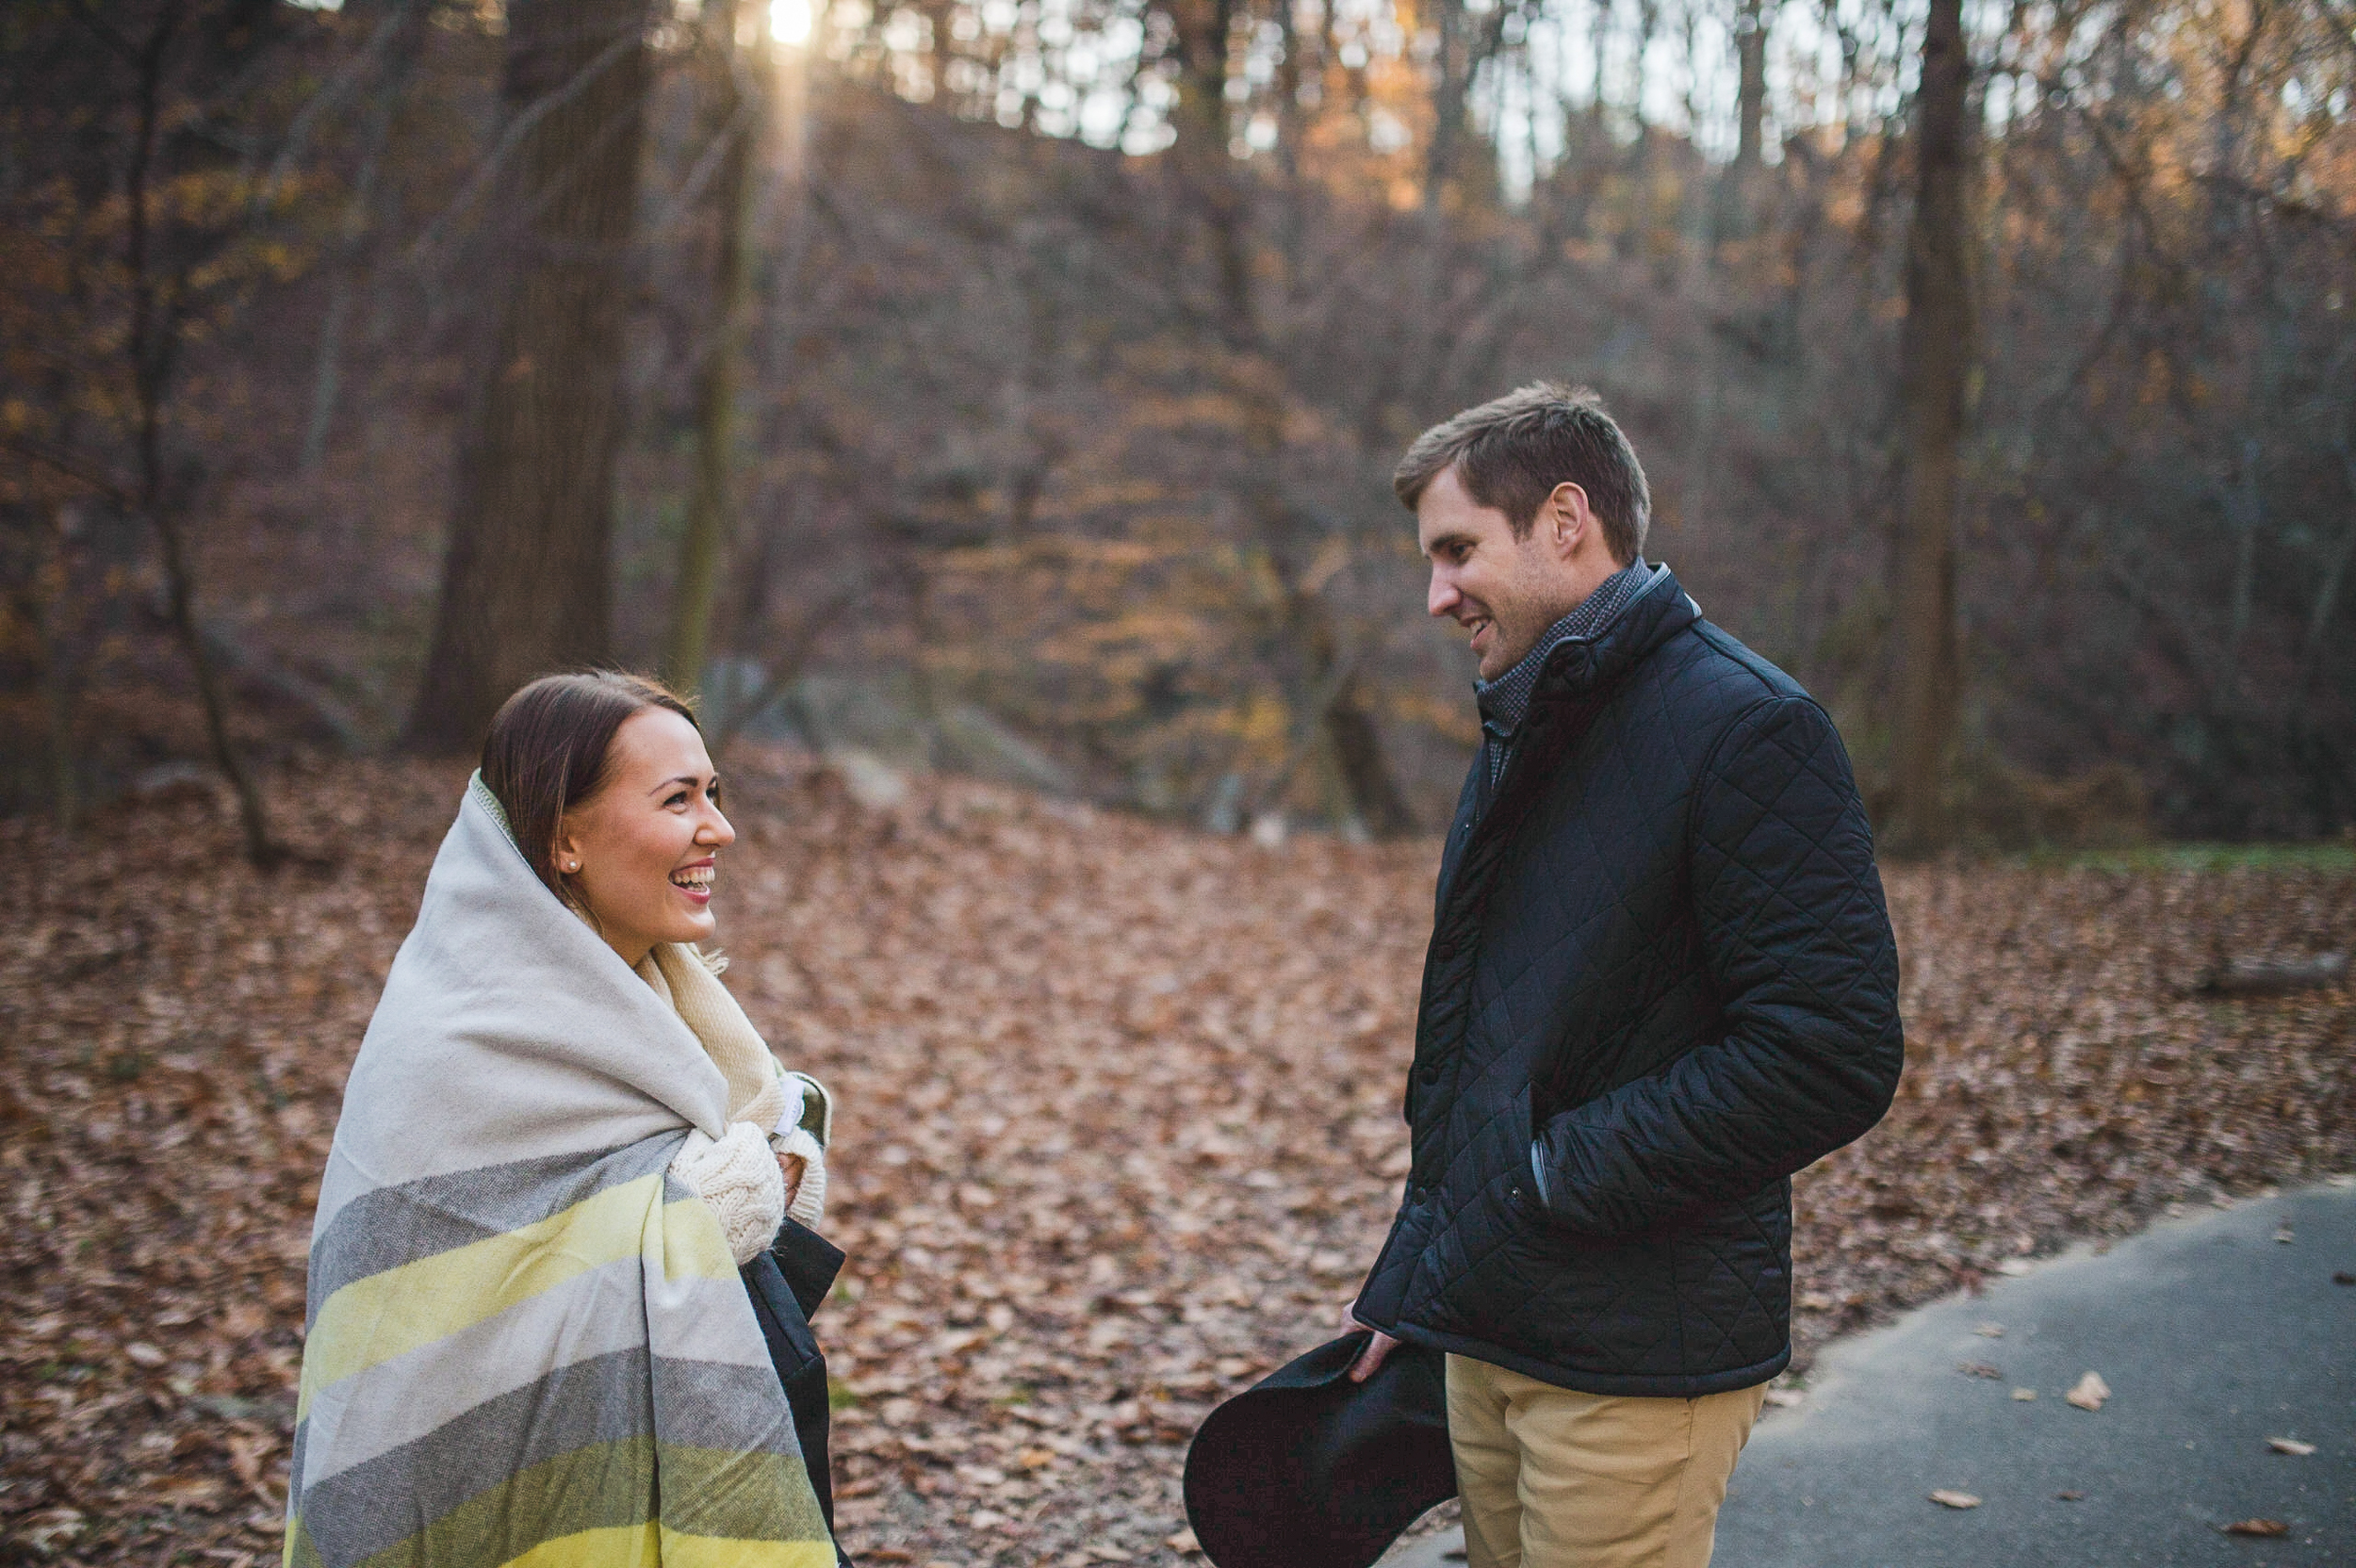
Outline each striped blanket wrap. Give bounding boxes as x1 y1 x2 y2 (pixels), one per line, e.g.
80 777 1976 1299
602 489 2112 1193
287 778 834 1568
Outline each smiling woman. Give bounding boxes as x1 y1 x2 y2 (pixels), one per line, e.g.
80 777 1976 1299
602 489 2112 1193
497 678 735 967
284 671 848 1567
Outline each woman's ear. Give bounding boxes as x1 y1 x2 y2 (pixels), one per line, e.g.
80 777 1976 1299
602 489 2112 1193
552 815 585 876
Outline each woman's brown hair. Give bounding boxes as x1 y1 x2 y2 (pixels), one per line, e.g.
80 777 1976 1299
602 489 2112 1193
481 671 699 899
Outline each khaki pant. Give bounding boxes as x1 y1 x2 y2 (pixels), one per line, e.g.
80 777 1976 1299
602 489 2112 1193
1446 1354 1766 1568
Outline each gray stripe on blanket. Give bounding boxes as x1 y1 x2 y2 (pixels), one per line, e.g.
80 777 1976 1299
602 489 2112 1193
306 1138 682 1309
293 1348 799 1568
296 1255 776 1489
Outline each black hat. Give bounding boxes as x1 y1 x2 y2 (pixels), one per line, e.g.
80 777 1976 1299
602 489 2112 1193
1182 1331 1457 1568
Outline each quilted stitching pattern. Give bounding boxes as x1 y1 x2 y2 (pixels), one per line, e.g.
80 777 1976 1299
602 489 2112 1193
1352 572 1904 1397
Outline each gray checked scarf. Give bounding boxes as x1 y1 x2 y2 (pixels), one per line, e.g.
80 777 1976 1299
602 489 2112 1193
1475 561 1659 788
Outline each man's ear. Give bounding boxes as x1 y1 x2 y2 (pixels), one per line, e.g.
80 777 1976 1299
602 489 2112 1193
1544 482 1592 559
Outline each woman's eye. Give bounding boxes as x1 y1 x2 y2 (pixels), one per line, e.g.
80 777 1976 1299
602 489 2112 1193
666 791 690 808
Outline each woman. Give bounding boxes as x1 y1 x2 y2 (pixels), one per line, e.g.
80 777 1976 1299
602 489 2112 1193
287 673 842 1568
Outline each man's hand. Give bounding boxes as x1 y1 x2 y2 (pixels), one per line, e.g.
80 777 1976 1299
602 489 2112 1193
1346 1312 1399 1382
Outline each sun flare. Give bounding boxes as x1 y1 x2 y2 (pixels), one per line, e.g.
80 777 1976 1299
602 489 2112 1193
770 0 811 45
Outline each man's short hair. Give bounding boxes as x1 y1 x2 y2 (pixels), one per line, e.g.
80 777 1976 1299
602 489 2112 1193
1392 383 1652 564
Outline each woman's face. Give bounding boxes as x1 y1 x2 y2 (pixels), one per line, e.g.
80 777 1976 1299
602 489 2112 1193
554 708 736 967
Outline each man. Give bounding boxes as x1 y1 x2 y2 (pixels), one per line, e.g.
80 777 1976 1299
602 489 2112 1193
1346 384 1904 1568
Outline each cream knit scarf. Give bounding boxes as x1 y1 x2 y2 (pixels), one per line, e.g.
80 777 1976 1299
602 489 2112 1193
636 943 831 1258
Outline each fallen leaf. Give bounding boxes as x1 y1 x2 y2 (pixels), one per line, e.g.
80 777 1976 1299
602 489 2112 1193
123 1341 168 1367
2222 1519 2289 1538
154 1476 228 1511
1995 1258 2033 1276
2333 1271 2356 1286
1957 1361 2003 1379
1165 1528 1201 1554
9 759 2356 1568
2266 1436 2315 1456
2272 1223 2294 1244
2011 1388 2037 1401
18 1511 85 1551
1929 1490 1982 1510
1973 1322 2004 1338
2055 1491 2085 1501
2066 1371 2110 1411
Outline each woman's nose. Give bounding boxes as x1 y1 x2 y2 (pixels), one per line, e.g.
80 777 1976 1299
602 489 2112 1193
701 807 736 846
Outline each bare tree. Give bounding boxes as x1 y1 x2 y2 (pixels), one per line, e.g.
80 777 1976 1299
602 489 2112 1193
404 0 662 751
666 0 770 693
1888 0 1974 851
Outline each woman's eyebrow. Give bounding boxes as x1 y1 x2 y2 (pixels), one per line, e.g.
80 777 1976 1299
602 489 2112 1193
647 773 710 795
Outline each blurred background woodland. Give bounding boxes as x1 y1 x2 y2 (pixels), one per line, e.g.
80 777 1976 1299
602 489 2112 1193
5 0 2354 852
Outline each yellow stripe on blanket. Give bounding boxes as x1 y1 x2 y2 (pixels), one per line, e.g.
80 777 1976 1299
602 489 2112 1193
301 1180 737 1417
493 1525 834 1568
656 1530 838 1568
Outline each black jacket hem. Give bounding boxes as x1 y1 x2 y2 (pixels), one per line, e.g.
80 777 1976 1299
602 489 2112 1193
1361 1314 1790 1399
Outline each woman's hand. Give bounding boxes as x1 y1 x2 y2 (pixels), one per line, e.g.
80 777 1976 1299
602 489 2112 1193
777 1151 806 1210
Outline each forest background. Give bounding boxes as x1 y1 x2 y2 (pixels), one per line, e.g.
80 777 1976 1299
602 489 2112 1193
5 0 2353 849
5 5 2356 1564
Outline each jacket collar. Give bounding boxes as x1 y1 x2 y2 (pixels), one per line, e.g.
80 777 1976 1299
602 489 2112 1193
1476 562 1658 737
1521 564 1697 708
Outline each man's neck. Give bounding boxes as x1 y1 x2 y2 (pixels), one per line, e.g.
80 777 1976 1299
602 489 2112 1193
1477 559 1653 731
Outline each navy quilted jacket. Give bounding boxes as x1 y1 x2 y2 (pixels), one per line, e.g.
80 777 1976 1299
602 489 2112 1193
1351 566 1903 1396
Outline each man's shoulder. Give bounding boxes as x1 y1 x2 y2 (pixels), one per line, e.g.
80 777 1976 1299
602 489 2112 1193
1640 613 1818 729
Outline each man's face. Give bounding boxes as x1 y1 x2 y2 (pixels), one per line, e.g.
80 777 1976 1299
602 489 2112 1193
1417 466 1584 680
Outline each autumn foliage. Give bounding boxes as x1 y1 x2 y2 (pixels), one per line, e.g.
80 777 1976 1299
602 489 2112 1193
2 759 2349 1564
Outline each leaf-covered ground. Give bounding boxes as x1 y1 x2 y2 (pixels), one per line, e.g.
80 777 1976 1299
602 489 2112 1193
3 756 2350 1566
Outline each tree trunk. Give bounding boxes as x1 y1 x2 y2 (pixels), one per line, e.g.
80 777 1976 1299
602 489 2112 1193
123 0 279 865
1733 0 1768 172
299 0 425 477
666 0 764 694
1888 0 1973 853
1424 0 1468 211
402 0 659 752
1157 0 1414 834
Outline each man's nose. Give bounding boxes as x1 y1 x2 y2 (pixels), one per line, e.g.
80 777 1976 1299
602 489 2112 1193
1429 569 1459 619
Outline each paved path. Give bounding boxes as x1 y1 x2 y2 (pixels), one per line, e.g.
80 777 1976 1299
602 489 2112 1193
1383 1179 2356 1567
